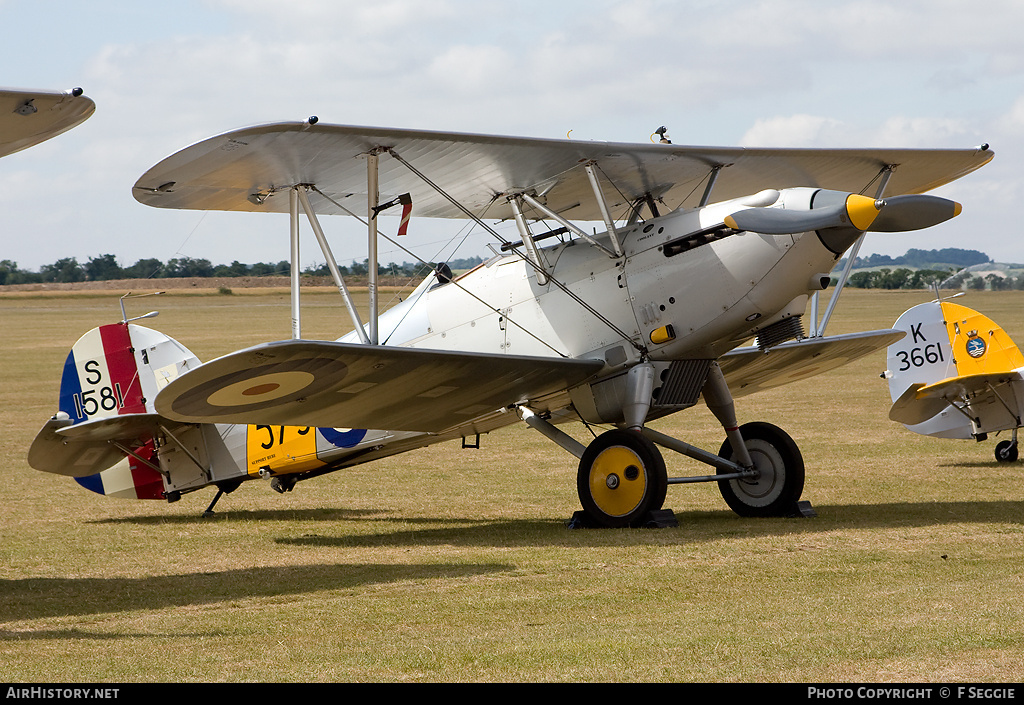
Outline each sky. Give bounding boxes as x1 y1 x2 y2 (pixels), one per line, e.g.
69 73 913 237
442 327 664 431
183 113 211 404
1 0 1022 272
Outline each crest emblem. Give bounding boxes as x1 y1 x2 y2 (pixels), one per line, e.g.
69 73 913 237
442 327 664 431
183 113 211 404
966 336 987 359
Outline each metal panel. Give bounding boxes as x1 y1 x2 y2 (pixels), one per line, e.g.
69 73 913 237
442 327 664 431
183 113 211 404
0 87 94 158
719 329 905 398
655 359 713 408
154 339 605 433
134 121 994 223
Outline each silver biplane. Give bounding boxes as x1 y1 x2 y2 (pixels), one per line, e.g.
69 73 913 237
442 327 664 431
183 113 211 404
29 118 992 526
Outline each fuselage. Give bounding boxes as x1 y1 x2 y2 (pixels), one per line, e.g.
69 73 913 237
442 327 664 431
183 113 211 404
82 187 852 499
352 187 842 367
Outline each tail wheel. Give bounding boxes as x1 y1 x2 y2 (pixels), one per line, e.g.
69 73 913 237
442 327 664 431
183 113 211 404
717 422 804 517
995 440 1018 463
577 429 667 528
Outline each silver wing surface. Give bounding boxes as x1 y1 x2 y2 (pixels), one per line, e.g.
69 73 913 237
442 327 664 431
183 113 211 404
889 371 1024 425
133 121 993 221
720 329 905 398
154 340 605 433
28 413 174 477
0 88 94 158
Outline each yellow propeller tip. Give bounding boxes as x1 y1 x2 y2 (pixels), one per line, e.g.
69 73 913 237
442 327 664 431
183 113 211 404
724 215 738 230
954 201 963 217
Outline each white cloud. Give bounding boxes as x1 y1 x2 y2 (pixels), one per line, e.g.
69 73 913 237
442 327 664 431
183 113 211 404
872 116 979 149
739 115 849 147
427 45 514 94
213 0 459 31
995 94 1024 134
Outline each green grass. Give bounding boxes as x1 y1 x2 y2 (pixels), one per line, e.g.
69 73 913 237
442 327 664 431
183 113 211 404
1 288 1022 682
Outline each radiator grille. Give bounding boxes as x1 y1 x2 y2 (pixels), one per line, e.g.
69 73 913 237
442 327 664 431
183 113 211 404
654 359 713 407
756 316 804 352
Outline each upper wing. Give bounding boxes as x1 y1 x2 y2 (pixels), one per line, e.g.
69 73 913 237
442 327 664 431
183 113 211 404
154 340 605 433
719 329 905 398
0 87 94 159
133 121 993 221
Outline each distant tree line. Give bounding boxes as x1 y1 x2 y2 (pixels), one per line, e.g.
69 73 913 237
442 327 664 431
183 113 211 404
943 270 1024 291
847 268 956 290
0 255 485 285
847 267 1024 291
840 247 992 270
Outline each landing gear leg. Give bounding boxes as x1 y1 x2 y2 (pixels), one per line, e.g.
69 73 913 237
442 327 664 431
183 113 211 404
565 362 807 525
202 479 242 517
702 363 805 517
702 363 754 469
717 422 805 516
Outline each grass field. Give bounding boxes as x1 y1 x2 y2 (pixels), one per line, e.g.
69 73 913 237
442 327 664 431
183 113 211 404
1 287 1022 682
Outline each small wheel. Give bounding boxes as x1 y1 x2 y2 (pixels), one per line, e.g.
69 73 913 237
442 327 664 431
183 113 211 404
717 422 804 517
577 429 668 528
995 440 1018 463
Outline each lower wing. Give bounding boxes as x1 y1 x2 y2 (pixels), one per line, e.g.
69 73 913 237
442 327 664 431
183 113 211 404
154 340 605 434
719 329 905 398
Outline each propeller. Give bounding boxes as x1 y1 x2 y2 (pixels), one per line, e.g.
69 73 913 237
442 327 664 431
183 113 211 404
869 194 962 232
724 192 962 235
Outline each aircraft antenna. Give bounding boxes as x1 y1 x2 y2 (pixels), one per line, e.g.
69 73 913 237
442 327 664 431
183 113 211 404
651 126 671 144
118 291 164 324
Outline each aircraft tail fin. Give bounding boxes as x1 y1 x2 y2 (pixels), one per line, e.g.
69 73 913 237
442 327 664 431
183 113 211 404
885 300 1024 438
29 323 200 499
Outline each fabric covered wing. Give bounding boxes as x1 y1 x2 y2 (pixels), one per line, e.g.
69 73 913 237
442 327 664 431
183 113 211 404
889 371 1024 425
28 413 168 477
888 383 947 426
0 88 95 158
133 121 993 222
154 340 604 433
720 329 905 398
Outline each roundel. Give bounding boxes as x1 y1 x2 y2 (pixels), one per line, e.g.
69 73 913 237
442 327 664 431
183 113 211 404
206 370 316 407
966 337 986 359
168 357 349 419
319 427 368 448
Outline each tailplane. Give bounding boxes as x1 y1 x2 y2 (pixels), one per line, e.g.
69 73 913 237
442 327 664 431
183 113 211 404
885 299 1024 439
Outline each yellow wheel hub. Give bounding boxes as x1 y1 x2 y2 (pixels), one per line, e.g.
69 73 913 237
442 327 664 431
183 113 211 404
588 445 648 517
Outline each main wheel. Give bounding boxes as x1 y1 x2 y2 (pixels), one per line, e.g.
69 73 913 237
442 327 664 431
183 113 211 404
717 422 804 517
995 440 1018 463
577 429 668 528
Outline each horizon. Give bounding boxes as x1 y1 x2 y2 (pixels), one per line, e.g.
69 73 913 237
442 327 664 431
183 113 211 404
1 1 1020 270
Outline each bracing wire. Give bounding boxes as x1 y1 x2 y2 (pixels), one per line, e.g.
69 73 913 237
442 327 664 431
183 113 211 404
385 148 646 356
310 186 571 357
